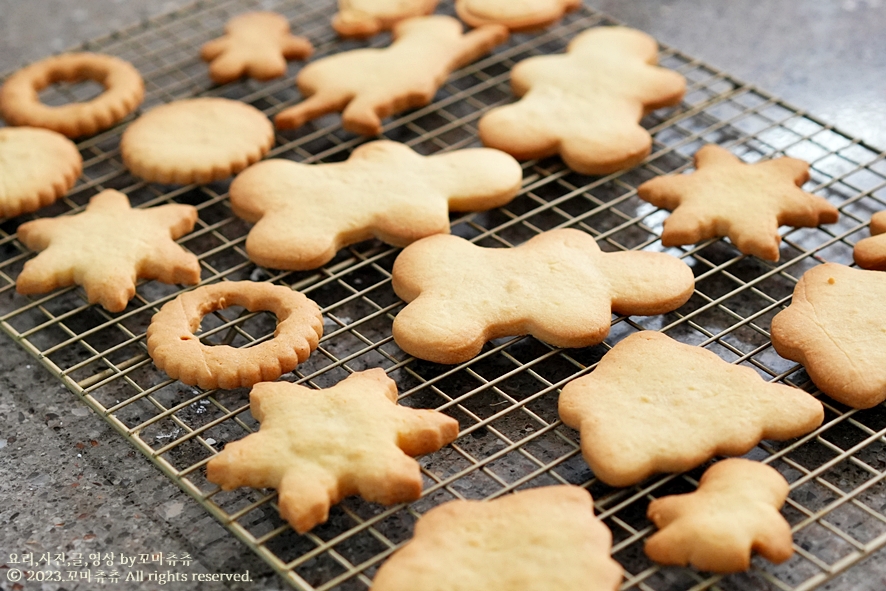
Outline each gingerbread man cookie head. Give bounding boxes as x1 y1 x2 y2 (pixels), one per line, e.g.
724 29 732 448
646 459 793 573
200 12 313 84
333 0 440 38
392 229 695 364
638 145 839 261
205 369 458 533
478 26 686 175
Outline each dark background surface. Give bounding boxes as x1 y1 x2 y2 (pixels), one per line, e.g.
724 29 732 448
0 1 883 590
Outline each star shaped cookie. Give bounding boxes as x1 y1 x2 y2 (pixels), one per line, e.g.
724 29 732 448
558 331 824 487
200 12 313 84
478 26 686 175
392 229 695 364
205 369 459 533
638 144 839 261
771 263 886 409
372 486 623 591
16 189 200 312
646 459 793 573
229 140 522 270
274 16 508 135
854 211 886 270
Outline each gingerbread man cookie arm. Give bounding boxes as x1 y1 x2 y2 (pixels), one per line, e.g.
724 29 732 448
854 211 886 270
597 251 695 315
426 148 523 211
449 22 510 70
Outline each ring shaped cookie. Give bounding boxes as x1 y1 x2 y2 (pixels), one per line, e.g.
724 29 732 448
147 282 323 390
0 52 144 138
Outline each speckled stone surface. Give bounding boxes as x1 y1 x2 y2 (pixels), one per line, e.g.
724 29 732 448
1 1 885 590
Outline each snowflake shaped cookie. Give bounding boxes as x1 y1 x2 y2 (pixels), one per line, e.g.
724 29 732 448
638 145 839 261
206 369 459 533
275 16 508 135
478 26 686 175
558 331 824 486
200 12 313 84
646 459 794 573
373 486 622 591
229 140 522 270
16 189 200 312
391 229 695 364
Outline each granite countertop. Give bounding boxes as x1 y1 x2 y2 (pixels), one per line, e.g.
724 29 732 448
0 1 884 590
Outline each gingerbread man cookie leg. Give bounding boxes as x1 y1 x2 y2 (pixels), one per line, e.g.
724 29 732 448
201 12 313 84
274 16 508 135
854 211 886 270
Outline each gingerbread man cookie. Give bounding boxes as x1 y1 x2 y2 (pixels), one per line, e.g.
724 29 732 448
0 127 82 219
200 12 313 84
853 211 886 270
646 459 794 573
771 263 886 409
392 229 695 364
16 189 200 313
638 145 839 261
456 0 581 32
275 16 508 135
229 140 522 270
478 26 685 175
558 331 824 487
206 369 459 533
373 486 622 591
333 0 439 38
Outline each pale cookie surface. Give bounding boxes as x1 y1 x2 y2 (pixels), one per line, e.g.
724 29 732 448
229 140 522 270
333 0 439 38
853 211 886 270
392 229 695 364
205 369 459 533
478 26 685 175
200 12 313 84
771 263 886 409
275 16 508 135
456 0 581 31
0 127 82 218
120 97 274 184
0 52 144 138
646 459 793 573
558 331 824 487
638 145 839 261
373 486 622 591
146 281 323 390
16 189 199 313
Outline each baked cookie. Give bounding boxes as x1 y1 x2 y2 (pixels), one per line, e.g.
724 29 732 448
333 0 439 38
0 52 143 138
0 127 82 218
120 98 274 184
646 459 793 573
638 145 839 261
373 486 622 591
558 331 824 487
392 229 694 364
147 282 323 390
456 0 581 32
275 16 508 135
201 12 313 84
853 211 886 270
771 263 886 409
478 27 685 175
206 369 459 533
16 189 199 312
229 140 522 270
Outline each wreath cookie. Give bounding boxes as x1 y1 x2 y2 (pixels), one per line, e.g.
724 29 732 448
146 281 323 390
0 52 144 138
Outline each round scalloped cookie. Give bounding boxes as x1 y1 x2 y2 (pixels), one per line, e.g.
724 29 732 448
0 127 81 218
121 97 274 184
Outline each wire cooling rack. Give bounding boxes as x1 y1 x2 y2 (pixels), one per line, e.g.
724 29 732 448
2 1 886 589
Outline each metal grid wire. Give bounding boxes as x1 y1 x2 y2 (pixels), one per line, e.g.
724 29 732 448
1 0 886 589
